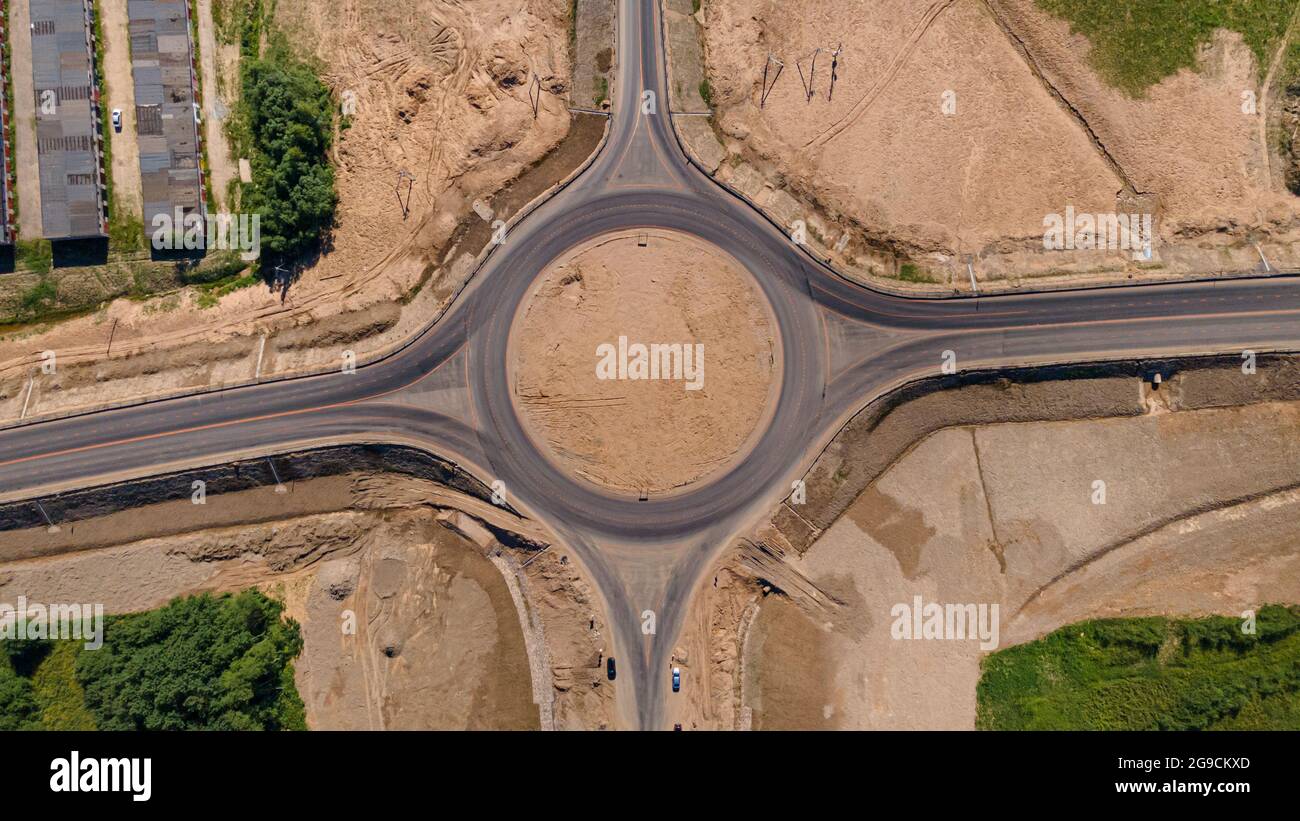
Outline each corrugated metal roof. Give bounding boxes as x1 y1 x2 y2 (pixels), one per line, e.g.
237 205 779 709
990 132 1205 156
29 0 106 239
129 0 204 239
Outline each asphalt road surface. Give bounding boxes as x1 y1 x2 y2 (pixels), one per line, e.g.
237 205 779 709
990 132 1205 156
3 0 1300 729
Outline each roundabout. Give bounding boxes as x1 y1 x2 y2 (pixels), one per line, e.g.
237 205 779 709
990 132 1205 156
1 0 1299 730
464 191 826 540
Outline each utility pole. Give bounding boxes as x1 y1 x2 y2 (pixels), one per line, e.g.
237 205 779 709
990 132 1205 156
797 48 822 103
828 44 842 102
396 169 415 220
761 54 784 109
529 74 543 119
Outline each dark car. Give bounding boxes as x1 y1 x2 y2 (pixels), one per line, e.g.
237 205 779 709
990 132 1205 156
606 657 616 681
672 666 681 693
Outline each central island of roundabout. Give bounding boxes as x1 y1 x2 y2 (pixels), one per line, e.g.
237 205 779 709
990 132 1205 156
509 229 781 498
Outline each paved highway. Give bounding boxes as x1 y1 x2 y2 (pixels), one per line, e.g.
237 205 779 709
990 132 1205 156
2 0 1300 729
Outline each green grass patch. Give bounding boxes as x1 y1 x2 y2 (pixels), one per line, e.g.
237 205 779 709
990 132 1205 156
188 0 219 212
91 1 115 224
31 643 96 730
1036 0 1300 95
699 78 713 107
898 262 931 283
977 605 1300 730
194 270 260 308
1 3 18 227
215 1 335 268
212 0 268 57
15 239 53 274
0 590 305 731
108 203 146 254
17 277 58 321
180 250 253 286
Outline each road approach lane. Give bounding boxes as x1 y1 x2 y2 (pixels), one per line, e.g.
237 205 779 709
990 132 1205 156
3 0 1300 729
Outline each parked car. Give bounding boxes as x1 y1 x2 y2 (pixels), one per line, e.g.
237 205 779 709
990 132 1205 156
671 666 681 693
111 109 122 132
606 657 616 681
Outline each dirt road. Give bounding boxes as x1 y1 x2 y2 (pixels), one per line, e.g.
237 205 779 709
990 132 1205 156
195 0 237 209
100 0 144 220
10 0 41 238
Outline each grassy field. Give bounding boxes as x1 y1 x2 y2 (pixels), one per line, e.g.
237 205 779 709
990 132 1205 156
977 605 1300 730
1037 0 1300 94
30 642 96 730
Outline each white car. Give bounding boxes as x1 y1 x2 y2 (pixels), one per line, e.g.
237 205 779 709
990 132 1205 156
111 108 122 132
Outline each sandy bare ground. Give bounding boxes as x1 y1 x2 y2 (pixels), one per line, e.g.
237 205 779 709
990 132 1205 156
511 230 778 495
695 0 1300 290
659 360 1300 729
0 472 618 730
273 0 573 302
0 0 581 424
735 398 1300 729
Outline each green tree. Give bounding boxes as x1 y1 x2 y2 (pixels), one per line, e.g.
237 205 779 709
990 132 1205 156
0 657 39 730
75 590 306 730
240 40 338 263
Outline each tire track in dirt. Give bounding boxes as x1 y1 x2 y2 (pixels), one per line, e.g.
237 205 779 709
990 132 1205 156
1013 475 1300 618
1258 0 1300 190
803 0 956 150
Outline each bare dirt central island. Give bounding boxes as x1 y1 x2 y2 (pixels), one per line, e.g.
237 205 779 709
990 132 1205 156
511 230 780 496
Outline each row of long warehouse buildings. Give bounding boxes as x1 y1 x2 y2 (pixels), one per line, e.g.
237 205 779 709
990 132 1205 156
0 0 205 246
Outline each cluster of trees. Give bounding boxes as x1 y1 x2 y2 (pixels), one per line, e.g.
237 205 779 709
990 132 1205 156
240 39 338 265
0 590 306 731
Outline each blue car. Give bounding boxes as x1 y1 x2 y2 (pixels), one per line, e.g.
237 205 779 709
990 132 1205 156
672 666 681 693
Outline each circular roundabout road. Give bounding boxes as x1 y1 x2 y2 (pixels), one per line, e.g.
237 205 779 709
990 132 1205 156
465 189 825 541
